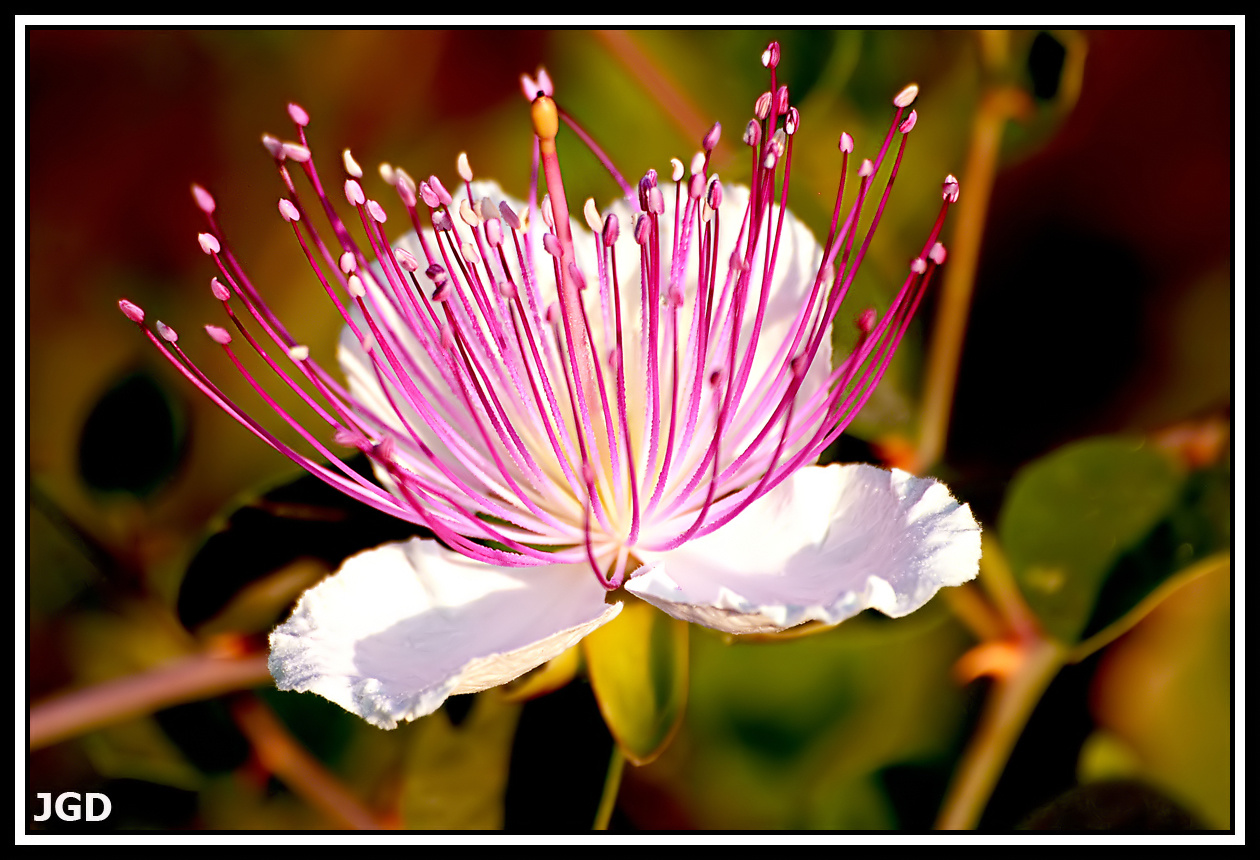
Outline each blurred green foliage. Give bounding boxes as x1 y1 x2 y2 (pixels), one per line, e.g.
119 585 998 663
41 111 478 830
1000 437 1184 644
669 605 971 829
584 598 689 766
401 694 520 829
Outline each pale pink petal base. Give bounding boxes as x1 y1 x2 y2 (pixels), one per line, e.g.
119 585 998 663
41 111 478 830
627 464 981 634
269 538 621 729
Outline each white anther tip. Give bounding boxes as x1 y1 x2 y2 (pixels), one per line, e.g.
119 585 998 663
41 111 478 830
281 142 311 163
205 324 232 345
197 233 221 255
395 248 419 272
191 183 216 214
584 198 601 234
344 179 366 206
343 149 363 178
894 84 920 108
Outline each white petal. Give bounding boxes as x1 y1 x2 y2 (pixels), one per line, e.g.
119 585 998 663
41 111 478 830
270 537 621 729
627 464 980 634
607 184 830 465
337 180 604 503
337 181 520 494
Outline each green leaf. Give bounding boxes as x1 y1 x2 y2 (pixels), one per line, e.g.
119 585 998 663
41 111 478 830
583 597 688 766
400 694 521 829
177 459 423 633
28 496 104 617
80 717 204 791
1076 464 1230 649
999 436 1184 644
77 369 187 498
256 683 359 769
679 606 971 829
1077 729 1143 784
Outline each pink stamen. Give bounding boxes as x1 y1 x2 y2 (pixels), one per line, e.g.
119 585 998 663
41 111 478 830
134 42 955 590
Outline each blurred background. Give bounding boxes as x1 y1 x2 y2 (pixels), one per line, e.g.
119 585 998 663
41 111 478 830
25 29 1234 831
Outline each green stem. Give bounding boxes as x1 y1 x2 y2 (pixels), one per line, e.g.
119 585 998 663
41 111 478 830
936 636 1066 829
915 98 1004 469
593 744 626 830
230 693 383 830
915 31 1032 471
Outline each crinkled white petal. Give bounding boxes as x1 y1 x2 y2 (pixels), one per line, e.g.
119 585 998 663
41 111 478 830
627 464 981 634
269 537 621 729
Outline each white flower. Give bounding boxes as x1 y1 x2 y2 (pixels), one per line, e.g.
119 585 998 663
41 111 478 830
122 44 979 730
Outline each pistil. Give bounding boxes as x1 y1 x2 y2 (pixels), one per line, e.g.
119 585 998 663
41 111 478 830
530 94 599 412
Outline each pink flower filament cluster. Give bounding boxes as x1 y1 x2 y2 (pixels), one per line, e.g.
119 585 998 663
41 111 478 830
119 42 959 591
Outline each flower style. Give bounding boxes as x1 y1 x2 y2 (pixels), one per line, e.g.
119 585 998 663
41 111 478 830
120 43 979 730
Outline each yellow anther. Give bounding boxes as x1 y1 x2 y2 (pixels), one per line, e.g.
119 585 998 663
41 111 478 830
531 95 559 143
